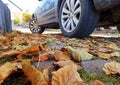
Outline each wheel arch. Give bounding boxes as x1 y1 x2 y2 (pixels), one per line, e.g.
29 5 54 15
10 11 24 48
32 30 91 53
57 0 63 18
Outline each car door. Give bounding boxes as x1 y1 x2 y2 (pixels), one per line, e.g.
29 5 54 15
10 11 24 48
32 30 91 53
36 0 56 25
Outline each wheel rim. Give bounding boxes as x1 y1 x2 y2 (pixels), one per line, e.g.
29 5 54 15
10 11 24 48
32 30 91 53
30 20 41 33
61 0 81 32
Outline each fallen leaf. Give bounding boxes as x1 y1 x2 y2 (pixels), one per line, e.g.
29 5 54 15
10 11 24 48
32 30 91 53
0 62 17 84
90 80 104 85
108 43 120 51
98 48 113 53
103 62 120 74
98 52 120 59
52 64 86 85
54 50 71 61
98 52 111 59
0 50 21 58
32 52 50 62
22 60 49 85
53 60 82 70
66 46 93 61
42 69 50 85
26 45 40 53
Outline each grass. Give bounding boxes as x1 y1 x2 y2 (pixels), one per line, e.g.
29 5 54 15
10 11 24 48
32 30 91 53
110 56 120 63
0 58 13 66
92 56 102 60
78 69 120 85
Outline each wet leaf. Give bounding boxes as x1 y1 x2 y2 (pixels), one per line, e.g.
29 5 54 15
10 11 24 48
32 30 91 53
52 64 86 85
103 62 120 74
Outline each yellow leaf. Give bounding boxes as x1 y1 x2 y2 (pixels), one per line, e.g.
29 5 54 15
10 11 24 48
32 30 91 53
103 62 120 74
52 64 86 85
66 46 93 61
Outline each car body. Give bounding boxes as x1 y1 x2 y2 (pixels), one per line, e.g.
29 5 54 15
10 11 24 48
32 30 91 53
29 0 120 38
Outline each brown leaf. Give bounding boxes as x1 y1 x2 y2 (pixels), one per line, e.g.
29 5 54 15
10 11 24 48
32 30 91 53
98 48 113 53
52 64 86 85
98 52 111 59
108 43 120 51
53 60 82 70
0 50 21 58
22 60 49 85
0 62 17 84
26 46 40 53
32 52 49 62
90 80 104 85
98 52 120 59
54 50 71 61
103 62 120 74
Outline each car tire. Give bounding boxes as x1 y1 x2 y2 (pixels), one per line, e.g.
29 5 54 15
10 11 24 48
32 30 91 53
29 19 45 33
59 0 100 38
117 25 120 33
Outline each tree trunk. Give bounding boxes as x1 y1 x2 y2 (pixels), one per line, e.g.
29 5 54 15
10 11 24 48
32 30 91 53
0 0 12 34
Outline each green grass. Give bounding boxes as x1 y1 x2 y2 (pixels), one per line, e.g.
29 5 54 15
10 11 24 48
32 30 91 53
78 69 120 85
92 56 102 60
110 56 120 63
0 58 13 66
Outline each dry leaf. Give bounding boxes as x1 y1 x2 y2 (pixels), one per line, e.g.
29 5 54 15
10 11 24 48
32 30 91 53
32 52 49 62
52 64 86 85
0 50 21 58
26 46 40 53
66 46 93 61
90 80 104 85
103 62 120 74
98 48 113 53
0 62 17 84
22 60 49 85
98 52 111 59
53 60 82 70
98 52 120 59
54 50 71 61
108 43 120 51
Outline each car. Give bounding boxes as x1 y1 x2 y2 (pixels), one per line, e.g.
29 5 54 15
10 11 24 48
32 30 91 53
29 0 120 38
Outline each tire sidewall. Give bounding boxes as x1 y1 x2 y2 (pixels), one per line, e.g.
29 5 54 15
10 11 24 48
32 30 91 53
29 19 45 33
59 0 99 38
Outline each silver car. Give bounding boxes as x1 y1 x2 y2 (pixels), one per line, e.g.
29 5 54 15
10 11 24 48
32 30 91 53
29 0 120 38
